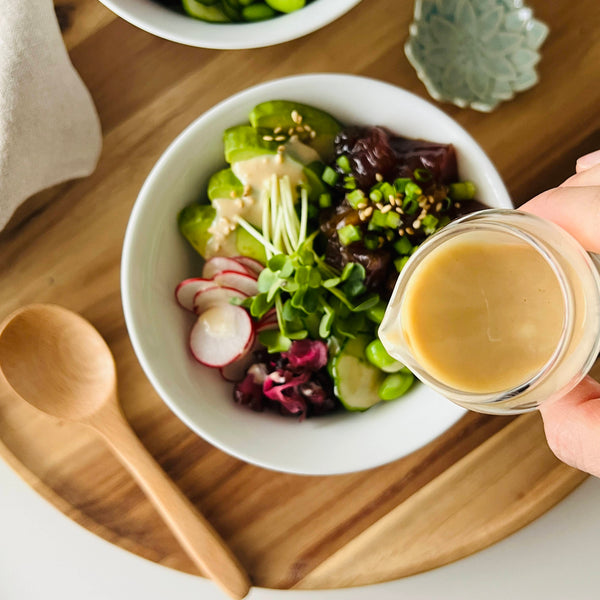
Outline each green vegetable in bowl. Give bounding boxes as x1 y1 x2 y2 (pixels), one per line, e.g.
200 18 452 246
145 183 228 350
180 0 312 23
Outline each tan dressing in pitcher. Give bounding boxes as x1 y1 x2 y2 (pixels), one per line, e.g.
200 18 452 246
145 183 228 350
398 230 565 393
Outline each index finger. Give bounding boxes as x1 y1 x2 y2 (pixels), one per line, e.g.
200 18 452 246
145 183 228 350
519 185 600 254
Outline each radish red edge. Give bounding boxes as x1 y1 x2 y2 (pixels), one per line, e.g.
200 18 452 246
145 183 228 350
193 285 248 315
175 278 216 311
202 256 254 279
232 255 264 276
189 305 255 368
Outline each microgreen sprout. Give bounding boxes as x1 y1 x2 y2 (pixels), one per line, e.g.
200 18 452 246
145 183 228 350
236 176 380 352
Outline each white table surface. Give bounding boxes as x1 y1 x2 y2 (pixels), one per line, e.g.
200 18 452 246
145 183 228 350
1 456 599 600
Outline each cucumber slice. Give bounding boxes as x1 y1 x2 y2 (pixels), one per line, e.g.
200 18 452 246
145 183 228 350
182 0 231 21
249 100 342 161
207 168 244 201
330 335 385 412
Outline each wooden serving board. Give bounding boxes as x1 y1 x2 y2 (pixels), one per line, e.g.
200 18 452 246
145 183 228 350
1 0 599 591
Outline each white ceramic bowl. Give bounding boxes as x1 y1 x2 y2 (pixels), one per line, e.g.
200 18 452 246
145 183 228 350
121 74 512 475
98 0 362 49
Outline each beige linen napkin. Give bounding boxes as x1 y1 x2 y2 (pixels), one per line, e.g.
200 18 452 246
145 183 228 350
0 0 102 231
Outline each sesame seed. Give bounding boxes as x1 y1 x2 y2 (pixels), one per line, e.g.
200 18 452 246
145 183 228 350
455 202 461 208
381 205 392 214
357 202 368 210
389 196 397 206
288 127 295 136
398 229 404 236
413 220 421 229
244 184 252 195
262 135 273 141
376 202 384 210
436 202 442 211
234 198 243 209
291 110 302 124
375 173 383 182
274 135 286 142
273 126 282 134
358 210 367 221
309 130 316 139
396 207 404 215
289 134 299 143
406 227 414 235
229 190 237 198
277 145 285 153
363 206 374 218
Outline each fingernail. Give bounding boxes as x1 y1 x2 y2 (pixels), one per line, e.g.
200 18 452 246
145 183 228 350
576 149 600 172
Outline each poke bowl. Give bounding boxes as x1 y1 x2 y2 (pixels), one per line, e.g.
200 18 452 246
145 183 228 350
97 0 362 49
121 74 512 475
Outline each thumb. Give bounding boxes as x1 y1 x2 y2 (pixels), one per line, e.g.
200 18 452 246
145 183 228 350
539 376 600 476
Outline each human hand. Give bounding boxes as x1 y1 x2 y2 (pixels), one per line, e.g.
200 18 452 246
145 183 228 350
519 149 600 476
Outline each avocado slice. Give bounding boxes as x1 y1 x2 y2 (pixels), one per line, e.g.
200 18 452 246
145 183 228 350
224 125 281 164
207 168 244 202
236 227 267 263
178 203 217 258
248 100 342 161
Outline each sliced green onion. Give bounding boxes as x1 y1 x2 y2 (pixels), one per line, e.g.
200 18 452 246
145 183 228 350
338 224 362 246
393 177 412 194
394 255 410 273
343 175 357 190
385 211 401 229
364 233 379 250
379 182 395 199
393 236 413 255
448 181 476 200
319 192 332 208
369 189 383 202
368 209 388 229
404 181 422 198
322 166 339 186
421 213 439 234
336 154 351 174
403 197 419 214
346 189 365 209
413 168 432 182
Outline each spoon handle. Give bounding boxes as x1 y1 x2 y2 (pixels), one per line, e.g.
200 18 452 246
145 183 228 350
89 403 251 600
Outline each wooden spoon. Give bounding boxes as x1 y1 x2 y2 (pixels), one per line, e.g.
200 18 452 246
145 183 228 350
0 304 251 600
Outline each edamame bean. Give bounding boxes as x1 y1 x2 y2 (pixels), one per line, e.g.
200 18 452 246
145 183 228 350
265 0 305 13
365 339 404 373
378 372 414 401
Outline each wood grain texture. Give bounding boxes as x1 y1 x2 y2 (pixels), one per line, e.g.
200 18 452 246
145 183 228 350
0 0 598 590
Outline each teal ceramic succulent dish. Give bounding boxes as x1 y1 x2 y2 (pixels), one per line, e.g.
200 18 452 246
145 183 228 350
405 0 549 111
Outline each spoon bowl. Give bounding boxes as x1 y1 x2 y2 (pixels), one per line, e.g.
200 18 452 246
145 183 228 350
0 304 250 600
0 304 115 421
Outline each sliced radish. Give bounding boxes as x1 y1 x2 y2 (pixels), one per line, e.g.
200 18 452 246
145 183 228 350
193 286 248 315
175 278 217 311
232 256 264 276
256 318 279 333
202 256 252 280
213 271 259 296
256 311 279 333
219 339 261 382
189 305 255 368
